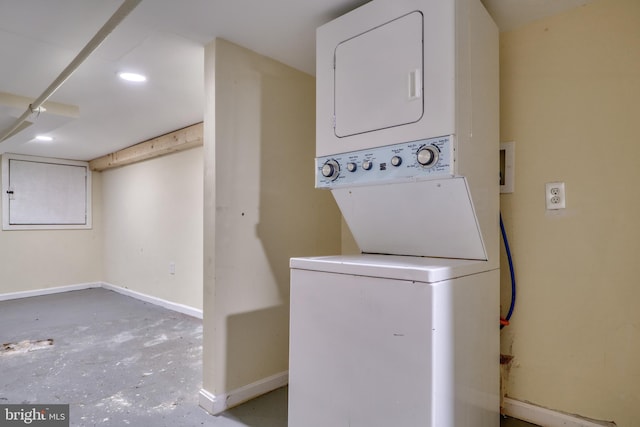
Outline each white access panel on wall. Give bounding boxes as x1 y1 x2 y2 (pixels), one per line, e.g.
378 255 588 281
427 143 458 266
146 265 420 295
1 154 92 230
334 11 423 137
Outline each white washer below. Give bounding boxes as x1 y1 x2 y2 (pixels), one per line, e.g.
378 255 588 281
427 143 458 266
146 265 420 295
288 254 500 427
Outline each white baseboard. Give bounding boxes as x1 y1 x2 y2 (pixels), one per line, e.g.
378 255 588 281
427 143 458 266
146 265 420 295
0 282 202 319
199 371 288 415
101 283 203 319
503 397 617 427
0 282 100 301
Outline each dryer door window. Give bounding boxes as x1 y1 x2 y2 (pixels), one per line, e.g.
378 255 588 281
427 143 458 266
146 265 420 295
334 11 423 138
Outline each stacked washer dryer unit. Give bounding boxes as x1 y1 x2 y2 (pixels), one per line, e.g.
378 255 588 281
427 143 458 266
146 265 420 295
289 0 499 426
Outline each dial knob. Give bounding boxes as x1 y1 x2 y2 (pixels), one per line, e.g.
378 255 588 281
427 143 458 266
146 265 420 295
321 159 340 180
347 162 357 172
391 156 402 167
417 145 439 167
362 160 373 171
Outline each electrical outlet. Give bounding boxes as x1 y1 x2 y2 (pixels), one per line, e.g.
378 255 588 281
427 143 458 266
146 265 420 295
545 182 565 210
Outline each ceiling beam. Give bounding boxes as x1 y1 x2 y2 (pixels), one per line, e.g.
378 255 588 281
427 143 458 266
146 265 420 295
89 122 203 171
0 92 80 118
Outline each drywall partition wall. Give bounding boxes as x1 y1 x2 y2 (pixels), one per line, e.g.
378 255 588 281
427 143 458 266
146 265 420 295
101 147 203 311
499 0 640 425
201 38 341 412
0 156 103 294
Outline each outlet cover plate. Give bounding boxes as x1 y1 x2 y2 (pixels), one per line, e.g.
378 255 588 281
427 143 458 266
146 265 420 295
545 182 565 210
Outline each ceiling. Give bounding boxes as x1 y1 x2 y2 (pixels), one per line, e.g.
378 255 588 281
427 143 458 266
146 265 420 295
0 0 596 161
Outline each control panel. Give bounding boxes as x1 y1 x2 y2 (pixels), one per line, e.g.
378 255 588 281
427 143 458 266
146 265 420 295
316 135 454 188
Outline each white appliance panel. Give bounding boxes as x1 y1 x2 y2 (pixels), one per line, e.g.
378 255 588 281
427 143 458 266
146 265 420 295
289 269 433 426
333 177 487 259
289 259 500 427
334 11 423 137
316 135 454 189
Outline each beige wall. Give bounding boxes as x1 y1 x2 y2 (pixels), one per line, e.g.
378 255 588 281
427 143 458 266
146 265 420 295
341 217 360 255
499 0 640 424
202 38 342 398
101 147 204 310
0 159 103 294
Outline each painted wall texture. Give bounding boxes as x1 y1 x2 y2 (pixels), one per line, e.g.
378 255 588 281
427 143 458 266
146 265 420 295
101 147 204 310
0 160 103 294
202 39 341 400
499 0 640 424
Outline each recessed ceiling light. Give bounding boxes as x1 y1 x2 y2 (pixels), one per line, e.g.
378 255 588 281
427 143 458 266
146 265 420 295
118 72 147 82
34 135 53 142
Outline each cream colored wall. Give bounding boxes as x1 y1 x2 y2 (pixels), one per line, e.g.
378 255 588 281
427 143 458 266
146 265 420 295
341 218 360 255
202 38 342 398
499 0 640 424
101 147 203 310
0 159 103 293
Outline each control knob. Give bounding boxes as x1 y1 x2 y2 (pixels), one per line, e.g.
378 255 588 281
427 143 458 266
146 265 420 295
321 159 340 181
416 145 439 167
347 162 357 172
391 156 402 167
362 160 373 171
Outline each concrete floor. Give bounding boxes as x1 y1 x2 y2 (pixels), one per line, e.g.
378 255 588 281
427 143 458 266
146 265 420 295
0 288 537 426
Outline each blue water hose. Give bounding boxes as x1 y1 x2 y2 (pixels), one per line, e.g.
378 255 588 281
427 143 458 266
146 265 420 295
500 213 516 329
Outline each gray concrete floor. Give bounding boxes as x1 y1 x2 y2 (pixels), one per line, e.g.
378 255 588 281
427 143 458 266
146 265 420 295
0 288 537 426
